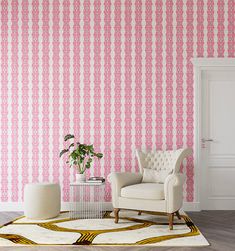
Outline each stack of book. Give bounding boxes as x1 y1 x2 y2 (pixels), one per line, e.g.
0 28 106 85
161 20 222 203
87 177 105 183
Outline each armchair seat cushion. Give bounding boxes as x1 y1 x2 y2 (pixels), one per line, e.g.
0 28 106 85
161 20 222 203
121 183 165 200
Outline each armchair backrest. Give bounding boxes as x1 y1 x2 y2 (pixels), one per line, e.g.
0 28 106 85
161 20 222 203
136 148 192 175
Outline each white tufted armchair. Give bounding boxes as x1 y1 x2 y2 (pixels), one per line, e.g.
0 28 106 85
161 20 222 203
108 148 192 230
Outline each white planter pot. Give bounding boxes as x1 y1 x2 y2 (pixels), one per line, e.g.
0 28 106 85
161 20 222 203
76 173 86 183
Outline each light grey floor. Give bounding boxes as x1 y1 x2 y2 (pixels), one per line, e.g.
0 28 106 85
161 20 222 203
0 211 235 251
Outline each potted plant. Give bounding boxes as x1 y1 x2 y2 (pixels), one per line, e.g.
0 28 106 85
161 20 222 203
60 134 103 182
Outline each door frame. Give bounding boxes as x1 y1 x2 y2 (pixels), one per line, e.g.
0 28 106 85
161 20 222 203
191 58 235 210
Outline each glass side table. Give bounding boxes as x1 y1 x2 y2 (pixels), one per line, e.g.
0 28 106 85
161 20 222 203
69 182 105 219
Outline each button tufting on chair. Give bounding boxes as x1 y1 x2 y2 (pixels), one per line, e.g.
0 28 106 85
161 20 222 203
108 148 193 230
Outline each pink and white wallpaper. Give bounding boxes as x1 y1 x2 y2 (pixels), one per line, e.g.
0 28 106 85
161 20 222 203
0 0 235 203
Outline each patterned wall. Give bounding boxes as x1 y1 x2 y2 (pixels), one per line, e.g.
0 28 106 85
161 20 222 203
0 0 234 203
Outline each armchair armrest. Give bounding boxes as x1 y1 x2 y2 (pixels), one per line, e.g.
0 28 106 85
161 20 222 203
108 172 143 208
164 173 186 213
172 148 192 173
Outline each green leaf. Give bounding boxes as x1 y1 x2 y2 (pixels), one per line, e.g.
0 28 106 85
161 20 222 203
88 145 94 151
70 151 78 160
95 153 103 159
87 158 93 164
59 149 69 157
68 143 74 149
85 162 91 169
64 134 74 141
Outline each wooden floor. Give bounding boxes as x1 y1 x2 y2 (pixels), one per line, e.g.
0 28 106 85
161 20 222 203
0 211 235 250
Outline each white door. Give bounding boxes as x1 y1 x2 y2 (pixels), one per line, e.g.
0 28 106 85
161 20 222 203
201 69 235 210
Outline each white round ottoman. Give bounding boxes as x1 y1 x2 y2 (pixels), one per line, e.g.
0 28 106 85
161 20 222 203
24 183 61 219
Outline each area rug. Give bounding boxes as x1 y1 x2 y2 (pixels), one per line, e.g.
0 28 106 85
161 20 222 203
0 211 209 246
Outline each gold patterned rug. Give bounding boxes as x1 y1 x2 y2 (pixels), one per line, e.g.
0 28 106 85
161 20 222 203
0 211 209 246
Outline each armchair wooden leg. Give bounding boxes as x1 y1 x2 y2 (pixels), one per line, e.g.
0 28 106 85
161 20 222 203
114 208 120 224
138 211 142 215
168 213 174 230
175 210 181 220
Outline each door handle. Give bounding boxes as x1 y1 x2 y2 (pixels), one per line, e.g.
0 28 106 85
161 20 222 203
201 138 214 143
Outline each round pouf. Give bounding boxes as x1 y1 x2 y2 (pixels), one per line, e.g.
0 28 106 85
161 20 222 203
24 183 61 219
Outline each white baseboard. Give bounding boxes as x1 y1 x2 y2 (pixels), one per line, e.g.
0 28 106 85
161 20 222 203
0 202 200 212
0 202 113 212
0 202 21 211
182 202 201 211
0 202 24 211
